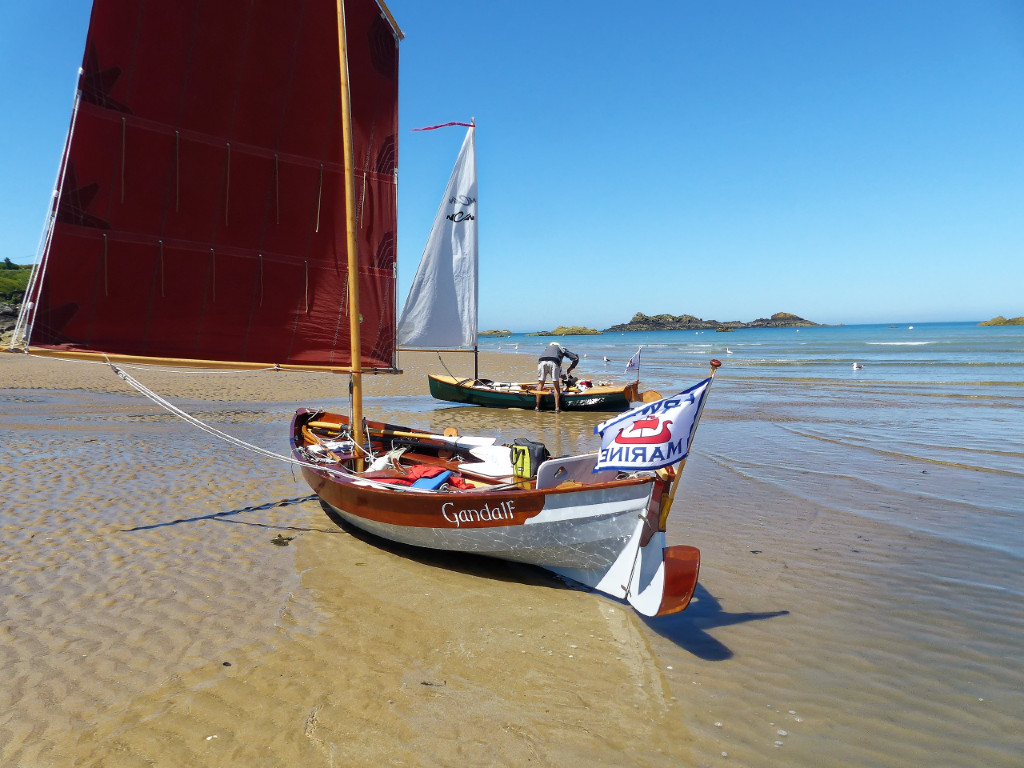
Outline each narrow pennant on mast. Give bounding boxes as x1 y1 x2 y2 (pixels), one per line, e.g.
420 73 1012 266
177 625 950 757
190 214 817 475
411 122 475 131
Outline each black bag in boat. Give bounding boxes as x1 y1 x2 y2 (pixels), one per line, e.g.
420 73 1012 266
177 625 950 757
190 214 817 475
510 438 550 480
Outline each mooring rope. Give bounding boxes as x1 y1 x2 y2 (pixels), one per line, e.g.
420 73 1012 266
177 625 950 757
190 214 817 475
106 361 463 494
111 362 303 465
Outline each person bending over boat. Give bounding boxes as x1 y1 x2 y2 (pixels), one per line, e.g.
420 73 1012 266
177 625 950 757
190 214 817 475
535 342 579 412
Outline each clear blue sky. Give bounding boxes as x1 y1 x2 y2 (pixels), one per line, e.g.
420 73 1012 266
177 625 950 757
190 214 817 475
2 1 1022 329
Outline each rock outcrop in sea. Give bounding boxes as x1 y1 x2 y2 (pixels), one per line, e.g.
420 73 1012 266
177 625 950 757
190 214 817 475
526 326 602 337
979 316 1024 326
604 311 820 332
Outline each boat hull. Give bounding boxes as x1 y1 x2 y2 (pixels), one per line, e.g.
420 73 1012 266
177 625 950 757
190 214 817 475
309 472 654 572
427 374 636 411
290 410 700 616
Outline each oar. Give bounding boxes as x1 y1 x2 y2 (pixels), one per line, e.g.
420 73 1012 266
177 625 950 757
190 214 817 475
308 420 459 443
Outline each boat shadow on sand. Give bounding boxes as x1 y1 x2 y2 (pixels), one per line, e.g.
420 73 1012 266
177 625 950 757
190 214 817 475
325 503 790 660
643 584 789 661
322 503 570 589
123 498 788 659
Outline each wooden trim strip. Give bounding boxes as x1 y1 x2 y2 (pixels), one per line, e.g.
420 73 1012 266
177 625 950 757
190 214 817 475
20 347 401 374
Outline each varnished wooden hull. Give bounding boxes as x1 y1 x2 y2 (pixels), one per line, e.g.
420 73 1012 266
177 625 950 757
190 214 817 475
308 466 654 570
291 409 700 616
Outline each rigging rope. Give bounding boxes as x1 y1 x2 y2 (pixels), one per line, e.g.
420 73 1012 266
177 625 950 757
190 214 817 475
437 352 458 380
111 362 305 466
106 361 472 494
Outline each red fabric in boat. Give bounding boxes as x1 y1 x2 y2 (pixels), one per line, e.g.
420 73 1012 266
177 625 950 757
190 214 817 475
374 464 471 490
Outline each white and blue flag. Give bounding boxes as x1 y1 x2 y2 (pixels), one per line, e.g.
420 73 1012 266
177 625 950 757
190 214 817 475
593 377 712 472
625 346 642 373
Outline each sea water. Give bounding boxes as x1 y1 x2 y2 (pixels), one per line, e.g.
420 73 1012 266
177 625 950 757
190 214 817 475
482 321 1024 387
480 322 1024 545
480 322 1024 765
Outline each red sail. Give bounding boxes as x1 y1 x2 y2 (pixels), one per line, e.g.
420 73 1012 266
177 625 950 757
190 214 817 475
27 0 399 369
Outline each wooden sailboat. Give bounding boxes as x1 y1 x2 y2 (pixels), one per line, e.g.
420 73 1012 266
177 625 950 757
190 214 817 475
397 124 649 412
425 372 640 412
11 0 714 616
291 364 717 616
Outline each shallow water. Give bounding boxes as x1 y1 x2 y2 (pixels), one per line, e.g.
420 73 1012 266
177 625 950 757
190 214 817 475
478 322 1024 766
483 323 1024 546
381 352 1024 765
657 379 1023 766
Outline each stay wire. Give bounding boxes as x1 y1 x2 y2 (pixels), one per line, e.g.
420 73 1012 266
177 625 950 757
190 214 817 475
108 361 464 495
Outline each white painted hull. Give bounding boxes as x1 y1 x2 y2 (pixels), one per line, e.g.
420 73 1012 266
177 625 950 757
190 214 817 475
320 480 652 581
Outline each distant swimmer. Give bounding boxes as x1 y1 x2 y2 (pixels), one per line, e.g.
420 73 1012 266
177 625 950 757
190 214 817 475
853 362 864 370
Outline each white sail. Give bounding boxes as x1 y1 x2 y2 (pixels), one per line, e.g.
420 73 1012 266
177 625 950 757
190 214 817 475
397 125 478 349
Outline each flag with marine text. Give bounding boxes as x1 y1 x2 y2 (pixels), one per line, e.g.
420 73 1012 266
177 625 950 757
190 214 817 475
593 378 712 472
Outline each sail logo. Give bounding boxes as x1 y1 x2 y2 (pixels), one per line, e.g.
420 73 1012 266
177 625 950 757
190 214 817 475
442 499 515 527
446 194 476 224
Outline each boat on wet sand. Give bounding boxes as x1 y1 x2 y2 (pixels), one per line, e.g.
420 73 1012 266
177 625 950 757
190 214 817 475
10 0 715 616
292 413 685 606
426 373 639 412
291 391 711 616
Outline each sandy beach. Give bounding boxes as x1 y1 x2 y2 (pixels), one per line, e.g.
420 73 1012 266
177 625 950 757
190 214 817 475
2 349 1021 767
1 350 694 767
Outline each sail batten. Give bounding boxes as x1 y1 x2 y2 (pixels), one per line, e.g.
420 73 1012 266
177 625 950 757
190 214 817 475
20 0 400 371
397 125 478 350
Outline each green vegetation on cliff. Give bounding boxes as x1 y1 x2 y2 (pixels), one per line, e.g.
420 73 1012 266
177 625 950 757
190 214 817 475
979 316 1024 326
0 259 32 302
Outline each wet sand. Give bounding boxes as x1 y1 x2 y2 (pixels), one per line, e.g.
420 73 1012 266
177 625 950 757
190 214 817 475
1 351 1021 766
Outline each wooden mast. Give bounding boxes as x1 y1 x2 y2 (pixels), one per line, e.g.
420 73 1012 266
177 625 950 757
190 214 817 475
336 0 365 465
470 118 479 381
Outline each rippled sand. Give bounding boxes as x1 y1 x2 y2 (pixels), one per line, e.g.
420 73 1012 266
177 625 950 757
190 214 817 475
1 351 1021 766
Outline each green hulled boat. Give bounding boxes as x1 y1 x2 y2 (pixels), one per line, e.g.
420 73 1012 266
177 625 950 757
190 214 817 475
427 374 640 411
396 127 649 413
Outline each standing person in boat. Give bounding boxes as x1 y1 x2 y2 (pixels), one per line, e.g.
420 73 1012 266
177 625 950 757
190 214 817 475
535 342 579 412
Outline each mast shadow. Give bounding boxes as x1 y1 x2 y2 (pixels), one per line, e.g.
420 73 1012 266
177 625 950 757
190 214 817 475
642 583 789 660
120 494 328 532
